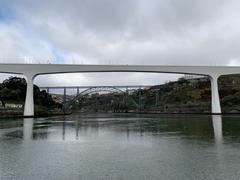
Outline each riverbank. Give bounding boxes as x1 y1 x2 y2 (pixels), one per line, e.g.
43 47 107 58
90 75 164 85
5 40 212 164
0 108 71 119
2 103 240 119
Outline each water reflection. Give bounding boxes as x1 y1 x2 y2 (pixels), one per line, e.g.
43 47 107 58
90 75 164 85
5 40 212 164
62 120 66 140
212 115 223 144
23 118 33 141
20 114 225 142
75 120 79 140
17 113 228 146
3 114 240 180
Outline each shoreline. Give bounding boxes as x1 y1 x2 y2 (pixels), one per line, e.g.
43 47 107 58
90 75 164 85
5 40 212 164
0 110 72 119
1 110 240 119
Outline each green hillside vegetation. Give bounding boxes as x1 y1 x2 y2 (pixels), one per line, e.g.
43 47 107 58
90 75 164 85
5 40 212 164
219 74 240 111
76 75 240 113
137 75 240 113
0 77 60 116
127 77 211 113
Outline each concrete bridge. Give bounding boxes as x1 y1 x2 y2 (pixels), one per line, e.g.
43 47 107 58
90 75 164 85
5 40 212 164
0 63 239 116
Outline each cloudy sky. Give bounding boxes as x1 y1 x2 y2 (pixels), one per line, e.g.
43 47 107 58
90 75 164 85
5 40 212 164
0 0 240 87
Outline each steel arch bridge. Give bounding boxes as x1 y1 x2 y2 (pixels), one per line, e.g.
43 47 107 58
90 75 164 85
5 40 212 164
63 86 139 110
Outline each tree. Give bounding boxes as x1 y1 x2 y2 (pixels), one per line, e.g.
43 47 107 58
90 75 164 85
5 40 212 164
0 77 57 108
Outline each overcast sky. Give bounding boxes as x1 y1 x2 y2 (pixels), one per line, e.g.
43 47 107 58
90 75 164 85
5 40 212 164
0 0 240 87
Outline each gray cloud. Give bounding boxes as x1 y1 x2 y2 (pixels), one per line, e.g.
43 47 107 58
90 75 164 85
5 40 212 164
0 0 240 86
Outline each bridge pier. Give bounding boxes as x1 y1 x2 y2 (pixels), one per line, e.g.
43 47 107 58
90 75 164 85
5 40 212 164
155 91 159 107
24 74 34 117
210 75 221 114
126 87 129 111
77 87 79 96
63 87 66 105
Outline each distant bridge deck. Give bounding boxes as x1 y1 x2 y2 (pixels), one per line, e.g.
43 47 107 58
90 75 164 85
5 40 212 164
39 85 152 89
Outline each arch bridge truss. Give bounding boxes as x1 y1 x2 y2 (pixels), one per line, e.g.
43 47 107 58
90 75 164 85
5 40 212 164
39 86 149 111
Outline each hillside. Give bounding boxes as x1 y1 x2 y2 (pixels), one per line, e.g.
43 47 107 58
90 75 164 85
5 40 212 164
74 75 240 113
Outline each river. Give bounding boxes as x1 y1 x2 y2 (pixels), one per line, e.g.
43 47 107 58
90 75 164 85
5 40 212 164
1 113 240 180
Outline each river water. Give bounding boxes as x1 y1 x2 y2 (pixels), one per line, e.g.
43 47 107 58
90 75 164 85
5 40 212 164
1 113 240 180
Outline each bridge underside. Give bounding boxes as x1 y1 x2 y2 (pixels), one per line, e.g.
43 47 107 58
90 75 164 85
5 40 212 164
25 74 221 116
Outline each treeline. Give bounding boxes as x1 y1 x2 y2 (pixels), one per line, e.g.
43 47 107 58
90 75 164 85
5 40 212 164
2 75 240 114
76 75 240 113
74 94 129 112
0 77 56 108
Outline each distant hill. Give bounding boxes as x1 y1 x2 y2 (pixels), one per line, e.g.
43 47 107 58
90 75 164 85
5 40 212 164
71 75 240 113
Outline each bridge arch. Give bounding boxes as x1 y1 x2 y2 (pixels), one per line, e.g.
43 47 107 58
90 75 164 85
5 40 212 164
63 86 139 111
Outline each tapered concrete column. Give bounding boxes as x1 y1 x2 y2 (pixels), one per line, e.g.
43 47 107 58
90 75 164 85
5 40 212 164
63 87 66 104
155 91 159 106
210 75 221 114
24 74 35 117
